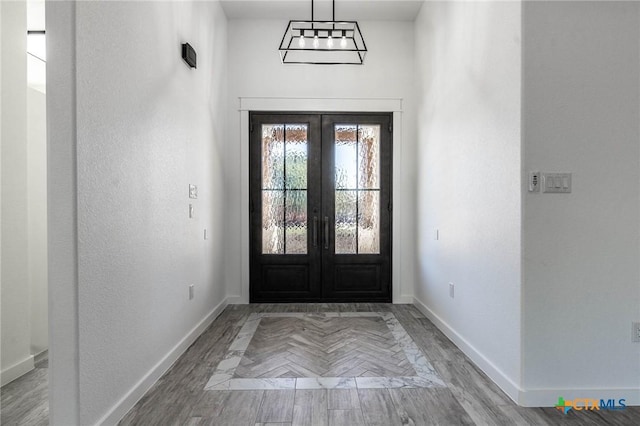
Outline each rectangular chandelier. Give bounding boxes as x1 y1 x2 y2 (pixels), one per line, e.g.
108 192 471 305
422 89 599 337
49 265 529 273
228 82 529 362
279 21 367 65
278 0 367 65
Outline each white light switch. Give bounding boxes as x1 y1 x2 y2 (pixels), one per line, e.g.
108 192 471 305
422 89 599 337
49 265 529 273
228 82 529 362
542 173 571 193
189 204 194 218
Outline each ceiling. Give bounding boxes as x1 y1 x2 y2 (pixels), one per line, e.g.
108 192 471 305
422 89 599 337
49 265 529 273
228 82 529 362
220 0 425 21
27 0 45 31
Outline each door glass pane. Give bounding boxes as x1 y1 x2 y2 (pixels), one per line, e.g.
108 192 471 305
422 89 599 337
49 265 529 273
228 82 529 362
358 191 379 253
335 125 357 189
335 190 357 254
285 190 307 254
334 124 380 254
285 125 308 189
262 190 284 254
261 124 308 254
358 125 380 189
262 125 284 189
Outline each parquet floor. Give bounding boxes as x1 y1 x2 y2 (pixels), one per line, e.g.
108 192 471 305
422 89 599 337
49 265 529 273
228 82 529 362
236 316 417 379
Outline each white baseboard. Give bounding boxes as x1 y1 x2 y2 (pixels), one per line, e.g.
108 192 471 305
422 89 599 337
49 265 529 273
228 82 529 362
413 297 640 408
1 355 35 387
413 297 522 404
393 295 414 304
226 295 247 304
97 298 229 425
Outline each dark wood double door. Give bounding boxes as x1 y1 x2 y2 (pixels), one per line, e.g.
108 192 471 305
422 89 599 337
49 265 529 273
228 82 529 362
250 112 392 302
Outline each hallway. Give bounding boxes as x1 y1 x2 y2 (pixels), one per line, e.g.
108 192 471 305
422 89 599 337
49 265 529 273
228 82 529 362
118 304 639 425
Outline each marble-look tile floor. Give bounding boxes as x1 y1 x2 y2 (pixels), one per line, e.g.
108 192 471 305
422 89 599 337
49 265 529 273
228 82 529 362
204 312 445 391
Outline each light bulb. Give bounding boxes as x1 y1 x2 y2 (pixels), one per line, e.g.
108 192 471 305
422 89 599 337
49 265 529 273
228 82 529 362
313 35 319 49
298 35 305 47
327 36 334 48
340 36 347 48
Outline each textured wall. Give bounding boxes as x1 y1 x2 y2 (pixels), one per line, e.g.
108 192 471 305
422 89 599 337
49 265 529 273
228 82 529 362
413 0 523 397
48 1 228 423
522 1 640 405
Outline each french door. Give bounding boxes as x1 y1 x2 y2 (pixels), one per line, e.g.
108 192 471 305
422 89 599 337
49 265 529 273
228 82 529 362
249 112 392 302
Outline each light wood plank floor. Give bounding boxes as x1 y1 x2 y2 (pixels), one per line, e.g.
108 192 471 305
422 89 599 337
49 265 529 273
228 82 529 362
0 351 49 426
119 304 640 425
2 304 640 425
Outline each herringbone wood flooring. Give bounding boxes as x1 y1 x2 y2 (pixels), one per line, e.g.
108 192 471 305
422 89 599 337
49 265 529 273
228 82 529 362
235 317 416 379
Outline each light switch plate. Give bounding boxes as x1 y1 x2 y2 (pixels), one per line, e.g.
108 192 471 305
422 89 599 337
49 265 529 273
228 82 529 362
542 173 571 193
189 184 198 199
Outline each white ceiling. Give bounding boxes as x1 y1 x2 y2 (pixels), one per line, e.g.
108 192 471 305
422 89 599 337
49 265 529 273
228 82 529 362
220 0 425 21
27 0 46 31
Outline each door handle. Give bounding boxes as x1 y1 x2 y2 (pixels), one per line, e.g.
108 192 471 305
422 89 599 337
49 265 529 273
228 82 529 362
323 217 329 250
313 217 318 248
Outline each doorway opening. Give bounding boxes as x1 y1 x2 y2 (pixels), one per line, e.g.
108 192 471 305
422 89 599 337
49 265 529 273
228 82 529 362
249 112 392 302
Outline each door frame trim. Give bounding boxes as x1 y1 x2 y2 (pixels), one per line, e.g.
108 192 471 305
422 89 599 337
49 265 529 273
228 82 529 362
234 97 410 304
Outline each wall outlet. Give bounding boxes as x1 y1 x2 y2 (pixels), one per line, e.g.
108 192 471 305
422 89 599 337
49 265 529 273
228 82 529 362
633 322 640 343
449 282 454 298
189 184 198 199
189 284 194 300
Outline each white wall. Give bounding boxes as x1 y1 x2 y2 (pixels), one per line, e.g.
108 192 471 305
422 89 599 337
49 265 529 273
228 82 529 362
46 1 80 422
413 0 522 399
27 87 48 356
47 1 228 423
225 19 417 303
1 0 49 387
1 0 35 386
522 1 640 406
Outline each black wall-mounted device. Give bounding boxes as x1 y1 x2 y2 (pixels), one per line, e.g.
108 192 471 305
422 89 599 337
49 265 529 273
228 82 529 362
181 43 197 69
